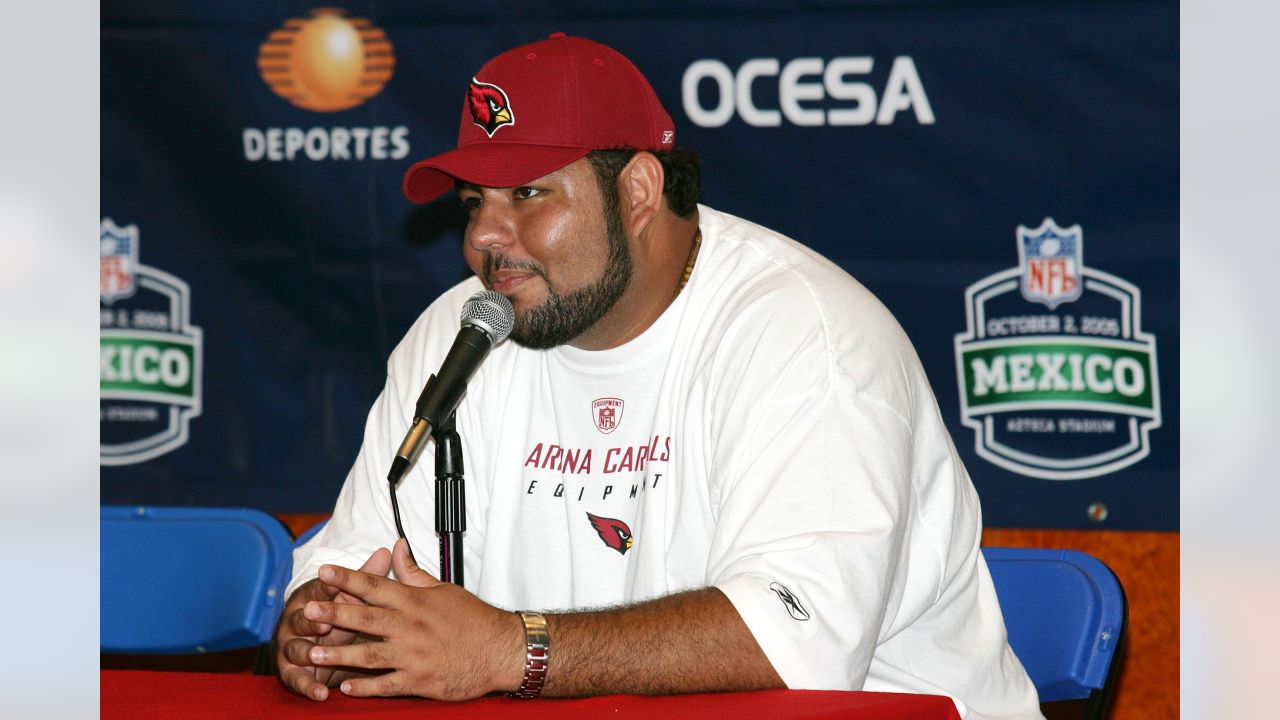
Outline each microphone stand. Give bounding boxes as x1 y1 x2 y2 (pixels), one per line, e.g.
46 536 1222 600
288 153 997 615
433 410 465 586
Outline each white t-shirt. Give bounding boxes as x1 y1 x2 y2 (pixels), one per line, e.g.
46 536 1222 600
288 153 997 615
289 205 1042 719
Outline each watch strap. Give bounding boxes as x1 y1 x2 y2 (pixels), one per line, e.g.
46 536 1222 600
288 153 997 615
508 611 550 698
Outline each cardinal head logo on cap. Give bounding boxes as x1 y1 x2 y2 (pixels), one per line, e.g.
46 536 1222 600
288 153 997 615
467 79 514 137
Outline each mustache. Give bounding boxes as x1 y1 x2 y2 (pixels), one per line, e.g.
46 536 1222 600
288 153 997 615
484 254 546 283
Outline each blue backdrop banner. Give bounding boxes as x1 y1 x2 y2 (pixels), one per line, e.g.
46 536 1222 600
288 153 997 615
101 1 1178 530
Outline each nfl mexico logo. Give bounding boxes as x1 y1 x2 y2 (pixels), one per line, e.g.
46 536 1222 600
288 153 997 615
954 217 1161 480
101 218 139 304
1017 218 1082 309
592 397 624 434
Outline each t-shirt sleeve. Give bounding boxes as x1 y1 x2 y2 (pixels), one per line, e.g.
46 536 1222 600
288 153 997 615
284 366 416 599
706 309 917 690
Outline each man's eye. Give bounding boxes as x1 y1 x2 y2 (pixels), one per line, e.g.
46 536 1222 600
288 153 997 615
514 187 541 200
460 196 481 211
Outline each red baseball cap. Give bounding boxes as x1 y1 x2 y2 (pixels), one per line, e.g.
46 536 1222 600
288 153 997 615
403 33 676 204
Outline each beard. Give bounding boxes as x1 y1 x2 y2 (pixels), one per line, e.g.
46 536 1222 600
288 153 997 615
486 204 633 349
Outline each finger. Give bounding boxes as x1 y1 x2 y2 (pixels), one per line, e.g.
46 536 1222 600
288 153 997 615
332 589 365 606
287 605 333 637
360 546 393 575
316 625 358 647
305 600 396 636
281 637 320 668
340 670 411 698
318 547 393 599
309 639 396 670
280 662 331 701
315 618 386 649
391 537 441 589
329 547 394 604
323 667 378 688
318 563 406 608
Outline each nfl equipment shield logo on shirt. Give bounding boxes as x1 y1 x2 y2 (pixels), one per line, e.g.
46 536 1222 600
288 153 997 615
101 218 140 304
592 397 624 434
1017 218 1082 309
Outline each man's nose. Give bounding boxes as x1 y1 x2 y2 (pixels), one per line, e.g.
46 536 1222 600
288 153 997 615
466 201 516 253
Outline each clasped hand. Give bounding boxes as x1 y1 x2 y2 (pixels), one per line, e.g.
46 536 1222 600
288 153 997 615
276 538 523 701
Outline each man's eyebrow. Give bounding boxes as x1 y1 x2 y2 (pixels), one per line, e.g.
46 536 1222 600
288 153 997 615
455 180 481 193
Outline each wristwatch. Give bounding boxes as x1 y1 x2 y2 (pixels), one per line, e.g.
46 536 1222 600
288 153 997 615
508 611 550 698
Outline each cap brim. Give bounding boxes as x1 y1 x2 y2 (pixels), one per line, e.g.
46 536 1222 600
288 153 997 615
403 143 592 204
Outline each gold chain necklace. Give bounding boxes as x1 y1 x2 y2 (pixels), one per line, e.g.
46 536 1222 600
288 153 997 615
678 228 703 291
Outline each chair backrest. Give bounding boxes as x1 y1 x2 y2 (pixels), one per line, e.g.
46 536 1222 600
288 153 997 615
101 505 293 654
983 547 1126 715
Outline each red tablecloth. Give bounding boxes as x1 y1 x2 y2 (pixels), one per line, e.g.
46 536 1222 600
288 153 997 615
101 670 962 719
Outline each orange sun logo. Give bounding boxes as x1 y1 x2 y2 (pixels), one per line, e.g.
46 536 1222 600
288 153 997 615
257 8 395 113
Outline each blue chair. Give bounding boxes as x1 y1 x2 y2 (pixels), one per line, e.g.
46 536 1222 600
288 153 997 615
101 506 293 661
983 547 1127 719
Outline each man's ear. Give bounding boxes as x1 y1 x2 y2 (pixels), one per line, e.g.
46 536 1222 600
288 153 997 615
618 152 665 237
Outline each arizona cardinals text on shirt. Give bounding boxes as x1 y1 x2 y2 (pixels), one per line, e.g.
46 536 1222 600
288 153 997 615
522 435 672 475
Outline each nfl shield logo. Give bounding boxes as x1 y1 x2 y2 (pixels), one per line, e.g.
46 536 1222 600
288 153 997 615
592 397 624 434
101 218 140 304
1017 218 1083 309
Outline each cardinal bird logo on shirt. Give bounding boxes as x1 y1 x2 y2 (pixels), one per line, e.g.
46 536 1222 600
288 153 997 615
468 79 514 137
586 512 633 555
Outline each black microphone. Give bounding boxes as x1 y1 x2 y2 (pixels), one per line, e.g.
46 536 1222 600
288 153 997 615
388 290 514 486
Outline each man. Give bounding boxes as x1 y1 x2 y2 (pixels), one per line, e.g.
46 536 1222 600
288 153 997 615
276 33 1042 718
